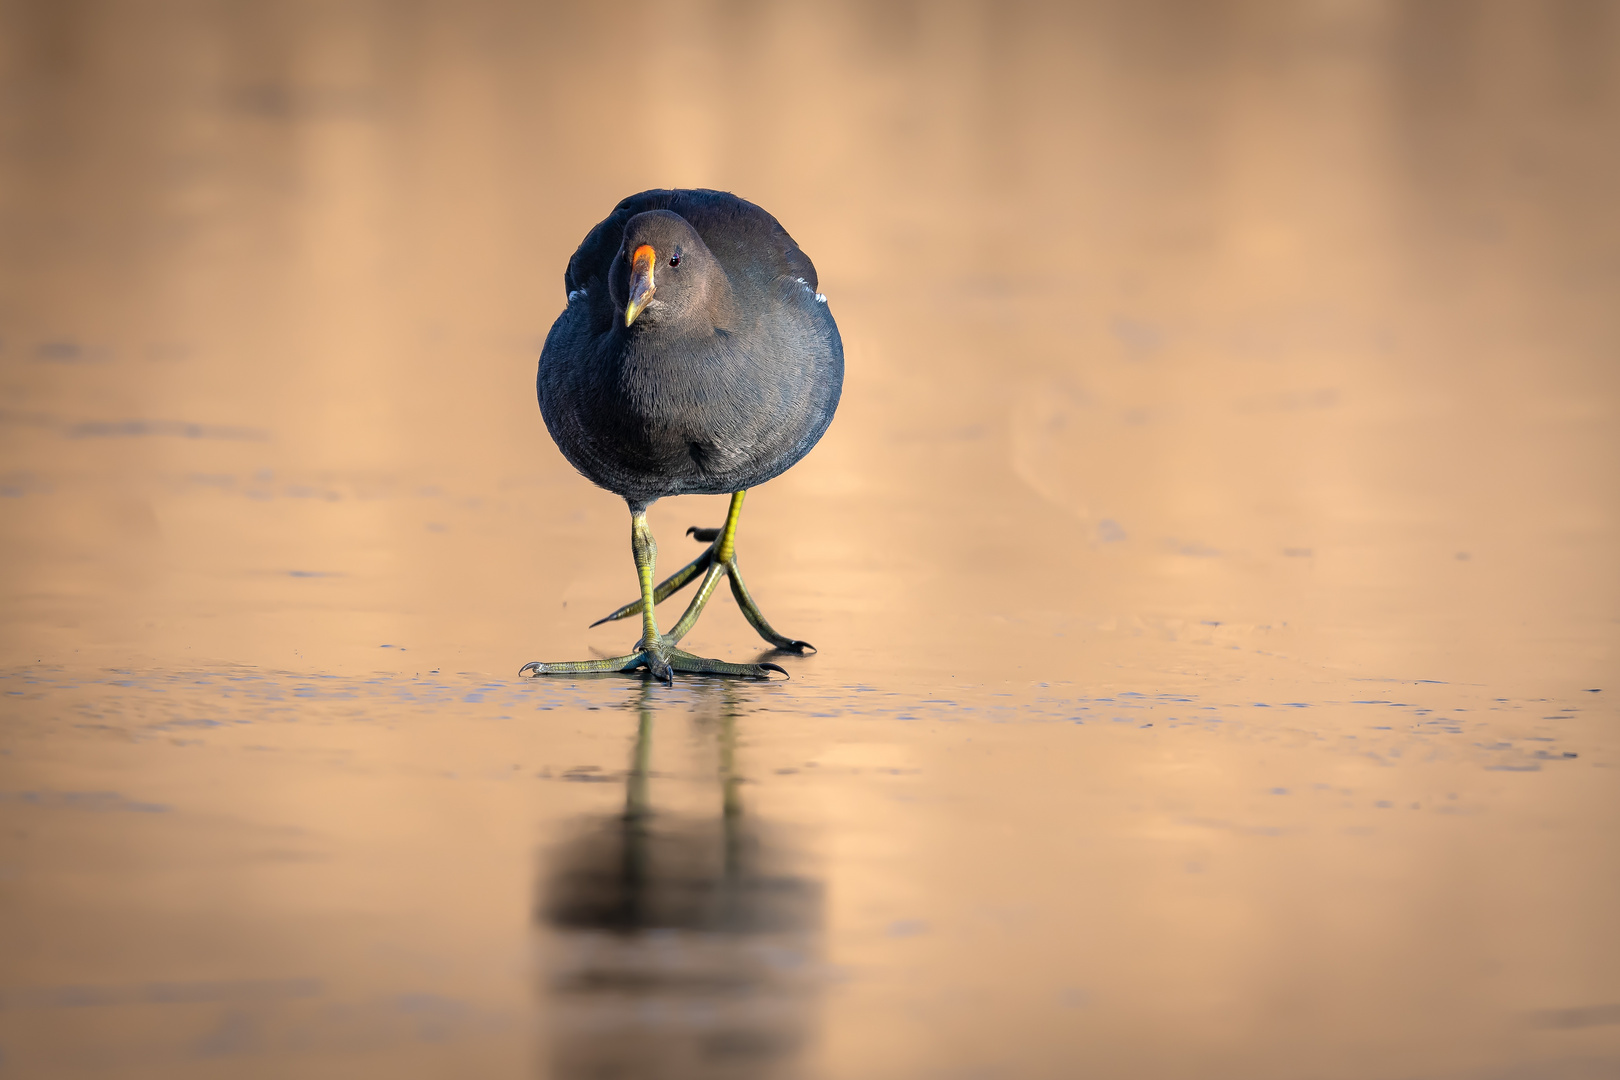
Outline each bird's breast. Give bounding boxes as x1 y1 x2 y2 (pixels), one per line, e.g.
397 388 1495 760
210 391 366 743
538 287 840 499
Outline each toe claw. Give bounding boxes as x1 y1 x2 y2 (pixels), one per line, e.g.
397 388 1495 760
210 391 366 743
686 526 721 542
758 663 789 679
518 661 542 676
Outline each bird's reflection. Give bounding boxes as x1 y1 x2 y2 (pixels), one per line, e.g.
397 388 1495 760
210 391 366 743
538 683 822 1079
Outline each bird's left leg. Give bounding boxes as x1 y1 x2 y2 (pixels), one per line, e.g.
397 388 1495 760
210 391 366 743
661 491 815 654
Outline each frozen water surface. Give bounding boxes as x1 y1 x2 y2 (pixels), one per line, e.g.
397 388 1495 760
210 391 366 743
1 2 1617 1078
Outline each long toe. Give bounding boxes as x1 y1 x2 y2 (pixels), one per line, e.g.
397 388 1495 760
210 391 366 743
517 652 645 677
725 561 816 654
668 648 787 680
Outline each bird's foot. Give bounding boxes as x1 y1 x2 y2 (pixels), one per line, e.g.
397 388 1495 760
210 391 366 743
644 636 788 685
518 635 785 685
590 526 816 655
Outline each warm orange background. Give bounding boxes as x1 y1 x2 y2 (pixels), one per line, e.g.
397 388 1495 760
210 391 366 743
1 3 1616 1078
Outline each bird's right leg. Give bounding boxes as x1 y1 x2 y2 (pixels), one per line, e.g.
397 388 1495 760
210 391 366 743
628 509 678 683
517 509 666 679
589 540 713 628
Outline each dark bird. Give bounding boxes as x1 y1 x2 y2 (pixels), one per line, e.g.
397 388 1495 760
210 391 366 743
520 189 844 683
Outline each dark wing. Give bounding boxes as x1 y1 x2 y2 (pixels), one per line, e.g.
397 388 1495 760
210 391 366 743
562 198 644 298
563 188 818 301
559 194 663 333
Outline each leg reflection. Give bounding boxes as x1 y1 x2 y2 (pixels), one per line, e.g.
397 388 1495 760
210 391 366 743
539 684 822 1079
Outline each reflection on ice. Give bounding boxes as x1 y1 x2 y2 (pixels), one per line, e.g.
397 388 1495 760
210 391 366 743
540 687 822 1079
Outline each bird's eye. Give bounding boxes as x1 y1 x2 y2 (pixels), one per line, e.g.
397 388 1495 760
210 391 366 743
669 252 681 267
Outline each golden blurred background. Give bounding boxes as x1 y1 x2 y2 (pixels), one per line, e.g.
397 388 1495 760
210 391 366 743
1 2 1616 1078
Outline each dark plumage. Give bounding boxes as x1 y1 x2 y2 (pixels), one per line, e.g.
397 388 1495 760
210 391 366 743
537 189 843 509
522 189 843 683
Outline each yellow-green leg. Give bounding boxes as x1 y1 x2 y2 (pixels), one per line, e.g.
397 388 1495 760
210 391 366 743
519 506 786 683
589 491 815 655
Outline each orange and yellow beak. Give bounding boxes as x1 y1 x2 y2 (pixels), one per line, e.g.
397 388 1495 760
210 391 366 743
625 244 656 327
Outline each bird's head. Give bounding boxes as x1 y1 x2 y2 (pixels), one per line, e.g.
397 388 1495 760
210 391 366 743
611 210 726 331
